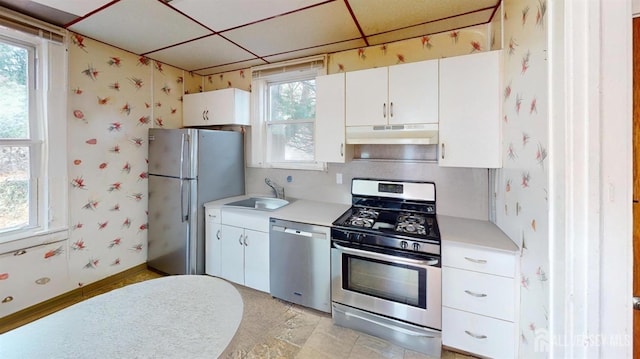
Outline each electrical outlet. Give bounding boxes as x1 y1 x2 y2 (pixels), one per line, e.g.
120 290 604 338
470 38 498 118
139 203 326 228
336 173 343 184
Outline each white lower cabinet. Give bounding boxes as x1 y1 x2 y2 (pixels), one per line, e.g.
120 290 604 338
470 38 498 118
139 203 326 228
442 307 515 359
206 207 271 293
442 241 519 358
219 225 270 293
205 208 222 277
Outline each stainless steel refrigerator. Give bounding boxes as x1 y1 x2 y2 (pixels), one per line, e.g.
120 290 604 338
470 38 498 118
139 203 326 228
147 128 245 275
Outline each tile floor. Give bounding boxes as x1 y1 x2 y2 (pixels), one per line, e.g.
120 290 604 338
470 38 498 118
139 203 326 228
4 269 476 359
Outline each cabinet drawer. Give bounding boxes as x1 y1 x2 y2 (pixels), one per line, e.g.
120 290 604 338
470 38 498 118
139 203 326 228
442 267 515 321
442 307 515 359
442 242 515 277
206 208 221 223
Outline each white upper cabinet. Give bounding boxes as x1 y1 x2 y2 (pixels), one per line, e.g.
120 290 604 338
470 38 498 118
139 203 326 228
439 50 503 168
387 60 439 125
316 73 349 163
345 60 438 127
183 88 250 127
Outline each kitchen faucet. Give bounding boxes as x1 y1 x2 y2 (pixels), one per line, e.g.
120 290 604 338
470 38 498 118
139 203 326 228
265 178 285 199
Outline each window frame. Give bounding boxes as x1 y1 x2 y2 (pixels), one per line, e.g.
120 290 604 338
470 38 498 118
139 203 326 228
0 25 68 244
249 55 326 171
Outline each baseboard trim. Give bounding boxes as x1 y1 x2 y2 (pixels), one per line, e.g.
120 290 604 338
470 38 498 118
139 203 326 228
0 263 148 334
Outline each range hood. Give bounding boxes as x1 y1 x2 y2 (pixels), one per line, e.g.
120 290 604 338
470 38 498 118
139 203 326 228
345 124 438 145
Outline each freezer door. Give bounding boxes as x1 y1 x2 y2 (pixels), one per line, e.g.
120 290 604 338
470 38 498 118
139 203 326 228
148 175 192 274
148 128 194 178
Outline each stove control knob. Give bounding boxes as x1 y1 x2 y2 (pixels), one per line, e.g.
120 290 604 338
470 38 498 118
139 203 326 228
412 243 420 251
400 241 408 249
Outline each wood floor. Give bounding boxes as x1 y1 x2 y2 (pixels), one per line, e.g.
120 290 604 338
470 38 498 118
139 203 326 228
1 268 474 359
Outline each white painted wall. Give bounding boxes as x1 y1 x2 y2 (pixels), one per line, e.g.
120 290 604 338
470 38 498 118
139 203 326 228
549 0 632 357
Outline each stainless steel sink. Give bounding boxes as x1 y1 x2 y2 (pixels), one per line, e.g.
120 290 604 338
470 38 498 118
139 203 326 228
224 197 289 211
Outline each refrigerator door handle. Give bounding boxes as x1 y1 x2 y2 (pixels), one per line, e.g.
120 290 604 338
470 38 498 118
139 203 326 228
180 180 186 222
179 133 186 179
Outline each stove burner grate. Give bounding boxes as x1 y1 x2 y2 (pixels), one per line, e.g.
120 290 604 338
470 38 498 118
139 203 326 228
395 212 428 235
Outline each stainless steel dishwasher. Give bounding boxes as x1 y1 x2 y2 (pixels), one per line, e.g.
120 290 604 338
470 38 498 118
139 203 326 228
269 218 331 313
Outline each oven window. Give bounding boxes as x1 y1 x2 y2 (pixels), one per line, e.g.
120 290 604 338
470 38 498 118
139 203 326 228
343 254 426 308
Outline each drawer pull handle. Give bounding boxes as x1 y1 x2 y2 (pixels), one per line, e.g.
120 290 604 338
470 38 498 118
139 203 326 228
14 250 27 256
465 330 487 340
464 256 487 264
216 230 221 240
2 296 13 303
464 290 487 298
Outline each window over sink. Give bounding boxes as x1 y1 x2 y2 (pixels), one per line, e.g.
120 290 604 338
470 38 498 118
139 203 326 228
248 55 326 170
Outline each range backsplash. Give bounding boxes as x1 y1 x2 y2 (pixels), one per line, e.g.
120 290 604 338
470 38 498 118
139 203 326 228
246 161 489 221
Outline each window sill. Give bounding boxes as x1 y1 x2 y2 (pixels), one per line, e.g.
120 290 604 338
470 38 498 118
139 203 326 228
262 161 327 171
0 227 69 250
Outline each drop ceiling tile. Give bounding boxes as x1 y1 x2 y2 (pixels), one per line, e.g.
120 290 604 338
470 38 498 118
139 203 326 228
367 9 494 45
348 0 497 35
32 0 112 16
224 1 361 57
169 0 327 31
194 58 268 76
68 0 211 54
146 35 256 71
263 39 366 63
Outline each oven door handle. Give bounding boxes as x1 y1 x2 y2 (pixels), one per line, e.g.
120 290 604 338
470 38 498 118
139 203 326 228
333 243 439 267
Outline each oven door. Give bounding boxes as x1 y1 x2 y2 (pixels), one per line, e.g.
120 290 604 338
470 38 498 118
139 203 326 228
331 241 441 330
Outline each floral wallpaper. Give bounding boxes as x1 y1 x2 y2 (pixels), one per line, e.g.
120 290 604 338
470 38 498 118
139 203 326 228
66 34 197 287
494 0 549 357
202 25 490 93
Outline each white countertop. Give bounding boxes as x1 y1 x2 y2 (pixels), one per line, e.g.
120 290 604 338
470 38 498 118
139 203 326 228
437 214 519 253
205 195 350 227
206 197 517 252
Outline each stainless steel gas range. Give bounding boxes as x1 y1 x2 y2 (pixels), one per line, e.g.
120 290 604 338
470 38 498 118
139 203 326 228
331 178 442 357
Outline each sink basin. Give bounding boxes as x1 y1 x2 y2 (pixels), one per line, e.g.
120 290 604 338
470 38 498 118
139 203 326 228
224 197 289 211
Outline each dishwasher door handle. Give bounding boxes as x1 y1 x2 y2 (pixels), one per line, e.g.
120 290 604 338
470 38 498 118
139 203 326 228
271 225 326 239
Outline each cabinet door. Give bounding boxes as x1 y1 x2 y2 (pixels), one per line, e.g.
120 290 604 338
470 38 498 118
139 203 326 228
345 67 388 126
243 229 270 293
388 60 439 125
182 92 209 127
316 73 347 163
208 89 250 126
220 225 245 285
205 219 222 277
439 50 502 168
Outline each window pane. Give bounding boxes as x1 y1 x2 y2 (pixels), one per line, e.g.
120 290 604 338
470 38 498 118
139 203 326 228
0 146 30 231
0 42 29 139
268 123 314 161
268 79 316 122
